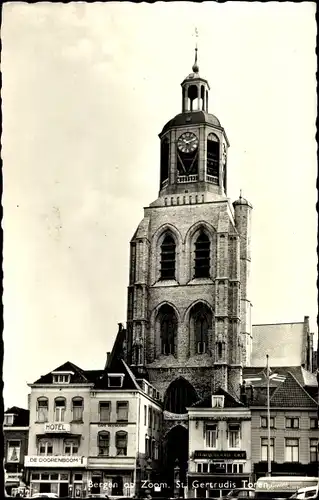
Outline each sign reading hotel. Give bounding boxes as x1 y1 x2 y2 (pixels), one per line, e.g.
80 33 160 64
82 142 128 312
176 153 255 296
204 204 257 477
24 456 87 467
44 423 71 433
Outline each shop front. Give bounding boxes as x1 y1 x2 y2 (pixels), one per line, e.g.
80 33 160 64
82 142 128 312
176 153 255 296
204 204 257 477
5 472 24 496
188 451 251 498
87 468 135 497
24 455 88 497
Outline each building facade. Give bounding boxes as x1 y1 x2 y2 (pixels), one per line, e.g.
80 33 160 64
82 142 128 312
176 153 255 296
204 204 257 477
4 406 29 496
25 357 162 497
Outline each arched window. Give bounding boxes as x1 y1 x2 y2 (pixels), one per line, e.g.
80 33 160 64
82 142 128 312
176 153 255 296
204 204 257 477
54 398 66 422
160 234 176 280
37 397 48 422
164 377 198 414
189 302 212 356
160 138 169 187
159 305 177 355
72 397 83 422
98 431 110 456
194 232 210 278
207 133 219 182
115 431 128 456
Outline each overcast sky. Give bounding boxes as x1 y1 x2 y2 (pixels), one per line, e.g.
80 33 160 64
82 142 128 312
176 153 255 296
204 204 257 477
2 2 317 409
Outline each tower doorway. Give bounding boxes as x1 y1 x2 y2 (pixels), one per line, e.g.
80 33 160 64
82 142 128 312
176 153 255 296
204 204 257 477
163 425 188 491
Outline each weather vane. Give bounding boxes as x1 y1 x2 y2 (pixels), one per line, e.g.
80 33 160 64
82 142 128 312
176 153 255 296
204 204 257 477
192 27 199 72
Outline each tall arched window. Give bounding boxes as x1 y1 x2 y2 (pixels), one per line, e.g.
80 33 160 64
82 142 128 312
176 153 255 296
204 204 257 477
164 377 198 414
98 431 110 456
115 431 128 456
159 305 177 355
207 133 219 182
194 232 210 278
72 397 83 422
189 302 212 356
37 397 48 422
160 234 176 280
54 398 66 422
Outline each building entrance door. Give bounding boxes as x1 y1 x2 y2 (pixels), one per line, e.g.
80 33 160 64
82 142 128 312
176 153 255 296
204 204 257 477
164 425 188 491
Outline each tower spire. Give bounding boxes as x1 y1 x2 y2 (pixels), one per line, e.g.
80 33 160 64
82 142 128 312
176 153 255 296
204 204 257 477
192 27 199 73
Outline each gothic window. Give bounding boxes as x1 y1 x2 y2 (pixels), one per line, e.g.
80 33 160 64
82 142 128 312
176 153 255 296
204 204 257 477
189 302 212 356
159 305 177 355
194 232 210 278
207 133 219 182
164 377 198 414
160 138 169 187
160 234 176 280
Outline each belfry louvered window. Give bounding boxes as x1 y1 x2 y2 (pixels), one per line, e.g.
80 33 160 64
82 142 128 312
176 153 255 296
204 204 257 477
194 232 210 278
160 234 176 279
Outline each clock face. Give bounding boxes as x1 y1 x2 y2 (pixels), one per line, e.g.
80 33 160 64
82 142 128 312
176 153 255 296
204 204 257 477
177 132 199 153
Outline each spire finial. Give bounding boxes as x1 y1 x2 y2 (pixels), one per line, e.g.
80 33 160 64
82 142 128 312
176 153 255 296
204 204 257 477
192 27 199 73
240 189 242 199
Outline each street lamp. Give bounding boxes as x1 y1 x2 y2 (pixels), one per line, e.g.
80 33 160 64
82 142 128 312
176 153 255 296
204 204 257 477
146 457 152 483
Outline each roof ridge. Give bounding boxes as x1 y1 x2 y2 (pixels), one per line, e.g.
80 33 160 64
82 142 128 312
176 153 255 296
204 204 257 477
286 370 318 404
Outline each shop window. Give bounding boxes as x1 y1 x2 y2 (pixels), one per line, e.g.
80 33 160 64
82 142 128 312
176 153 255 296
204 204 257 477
98 431 110 456
37 398 48 422
7 440 21 462
72 398 83 421
50 473 59 480
285 417 299 429
310 439 318 463
202 463 208 473
205 424 218 448
261 438 274 461
116 431 128 456
41 473 50 481
197 463 202 473
74 473 83 481
260 416 275 428
116 401 129 422
228 423 241 448
99 401 111 422
64 440 78 455
54 398 66 422
154 441 159 460
285 438 299 462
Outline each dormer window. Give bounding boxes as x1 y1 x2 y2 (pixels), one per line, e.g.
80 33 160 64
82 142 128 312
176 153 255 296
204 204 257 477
4 414 15 426
212 395 224 408
52 371 73 384
107 373 125 388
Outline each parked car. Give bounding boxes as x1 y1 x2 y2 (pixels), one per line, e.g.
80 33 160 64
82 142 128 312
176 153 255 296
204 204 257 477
31 494 59 499
289 486 319 500
224 489 255 499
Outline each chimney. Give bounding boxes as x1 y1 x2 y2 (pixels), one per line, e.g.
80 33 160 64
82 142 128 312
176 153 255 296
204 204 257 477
118 323 123 332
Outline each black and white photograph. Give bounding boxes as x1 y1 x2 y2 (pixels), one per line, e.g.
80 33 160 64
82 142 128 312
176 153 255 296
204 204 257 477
1 2 318 499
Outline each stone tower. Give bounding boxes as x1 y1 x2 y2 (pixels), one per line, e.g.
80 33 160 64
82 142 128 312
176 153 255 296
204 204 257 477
125 51 252 412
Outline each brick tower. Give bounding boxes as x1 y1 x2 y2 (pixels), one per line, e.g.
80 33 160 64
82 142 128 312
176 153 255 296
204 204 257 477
124 50 252 416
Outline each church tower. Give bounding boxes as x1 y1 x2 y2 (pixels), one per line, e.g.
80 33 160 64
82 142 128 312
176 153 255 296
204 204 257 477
125 50 252 415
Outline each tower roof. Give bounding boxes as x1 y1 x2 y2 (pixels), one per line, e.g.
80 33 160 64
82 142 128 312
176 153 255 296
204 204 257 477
160 110 221 136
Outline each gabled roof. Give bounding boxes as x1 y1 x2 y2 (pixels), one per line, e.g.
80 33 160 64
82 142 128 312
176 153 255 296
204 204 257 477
105 324 127 369
94 358 140 391
33 361 103 385
270 372 317 408
191 387 244 409
243 365 316 387
5 407 29 426
250 371 317 408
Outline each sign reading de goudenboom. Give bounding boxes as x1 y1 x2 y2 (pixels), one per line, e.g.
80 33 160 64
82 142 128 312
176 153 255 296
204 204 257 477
44 423 71 433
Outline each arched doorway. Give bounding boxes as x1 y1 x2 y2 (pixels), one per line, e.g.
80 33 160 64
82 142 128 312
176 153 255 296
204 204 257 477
163 425 188 490
164 377 198 414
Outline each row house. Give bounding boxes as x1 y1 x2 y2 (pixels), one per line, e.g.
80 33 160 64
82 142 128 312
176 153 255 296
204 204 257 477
4 406 29 496
187 389 252 498
244 369 319 480
25 356 162 498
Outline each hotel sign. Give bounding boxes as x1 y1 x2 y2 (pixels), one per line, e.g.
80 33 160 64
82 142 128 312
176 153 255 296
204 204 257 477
194 450 246 460
24 456 87 467
44 423 70 433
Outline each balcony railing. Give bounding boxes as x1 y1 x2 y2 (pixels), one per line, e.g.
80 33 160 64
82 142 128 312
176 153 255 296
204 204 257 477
177 175 198 183
206 175 219 184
